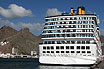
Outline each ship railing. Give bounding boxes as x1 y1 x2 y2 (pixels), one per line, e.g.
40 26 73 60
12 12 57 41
39 43 97 45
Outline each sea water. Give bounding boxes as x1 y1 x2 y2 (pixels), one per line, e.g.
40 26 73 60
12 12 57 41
0 58 101 69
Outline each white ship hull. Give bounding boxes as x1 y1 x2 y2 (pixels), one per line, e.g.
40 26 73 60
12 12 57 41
39 44 102 65
39 56 98 65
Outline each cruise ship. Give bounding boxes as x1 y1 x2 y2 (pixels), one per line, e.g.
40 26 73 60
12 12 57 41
39 6 102 65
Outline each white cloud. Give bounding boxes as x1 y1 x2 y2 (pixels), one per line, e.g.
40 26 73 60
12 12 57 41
0 4 33 19
0 19 43 35
46 8 61 16
19 22 43 35
0 18 10 25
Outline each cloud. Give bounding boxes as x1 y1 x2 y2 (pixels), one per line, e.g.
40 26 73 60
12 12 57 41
0 4 33 19
0 19 43 35
46 8 61 16
0 18 10 25
19 22 43 35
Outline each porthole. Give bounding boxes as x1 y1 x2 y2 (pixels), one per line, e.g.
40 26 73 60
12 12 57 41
77 46 80 49
70 46 74 49
71 51 75 53
51 46 54 49
61 46 64 49
43 46 46 49
47 51 50 53
56 46 59 49
66 46 69 49
86 46 90 49
47 46 50 49
56 51 59 53
81 46 85 49
76 51 80 53
43 51 46 53
87 51 91 53
61 51 64 53
82 51 85 53
66 51 69 53
51 51 54 53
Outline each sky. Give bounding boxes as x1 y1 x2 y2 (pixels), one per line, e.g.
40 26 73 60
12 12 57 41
0 0 104 36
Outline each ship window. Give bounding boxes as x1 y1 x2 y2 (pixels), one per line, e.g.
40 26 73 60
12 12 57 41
73 21 76 24
66 46 69 49
60 22 62 24
52 41 55 44
44 41 47 44
69 21 72 24
51 46 54 49
57 41 61 44
70 18 73 20
43 51 46 53
48 41 51 44
72 34 75 37
67 34 70 37
77 41 81 44
74 17 77 20
86 46 90 49
62 41 65 44
82 41 85 44
65 18 68 20
92 17 95 20
86 41 90 44
70 46 74 49
91 25 94 28
56 46 59 49
61 46 64 49
82 51 85 53
87 51 91 53
81 46 85 49
71 51 75 53
43 46 46 49
84 17 86 20
51 51 54 53
77 46 80 49
66 51 69 53
47 46 50 49
67 41 70 44
76 51 80 53
47 51 50 53
71 41 75 44
60 18 63 20
56 51 59 53
61 51 64 53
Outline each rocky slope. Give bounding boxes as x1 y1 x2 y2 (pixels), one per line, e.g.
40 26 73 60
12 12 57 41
0 26 42 55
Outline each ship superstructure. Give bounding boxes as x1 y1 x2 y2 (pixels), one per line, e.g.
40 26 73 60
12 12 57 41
39 6 102 65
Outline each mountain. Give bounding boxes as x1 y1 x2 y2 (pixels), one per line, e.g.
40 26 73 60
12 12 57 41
0 25 18 41
0 26 42 55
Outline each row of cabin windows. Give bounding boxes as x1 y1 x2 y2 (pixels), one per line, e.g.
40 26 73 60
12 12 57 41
43 51 91 54
43 41 92 44
42 34 94 38
45 17 96 22
45 21 94 25
44 25 94 29
43 29 94 33
43 46 90 50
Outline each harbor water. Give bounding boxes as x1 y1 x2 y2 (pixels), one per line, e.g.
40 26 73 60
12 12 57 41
0 58 103 69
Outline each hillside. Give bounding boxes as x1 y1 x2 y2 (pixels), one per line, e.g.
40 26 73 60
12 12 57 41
0 26 42 55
